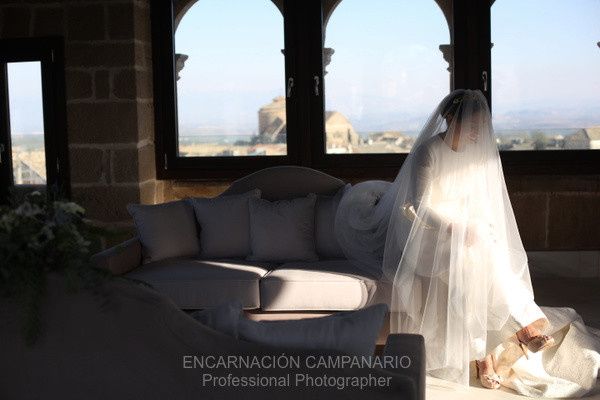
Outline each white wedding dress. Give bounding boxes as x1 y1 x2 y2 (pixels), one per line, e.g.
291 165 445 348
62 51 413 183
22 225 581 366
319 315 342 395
335 89 600 396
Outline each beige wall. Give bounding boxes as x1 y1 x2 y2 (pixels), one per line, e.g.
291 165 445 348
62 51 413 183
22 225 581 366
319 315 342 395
1 0 598 251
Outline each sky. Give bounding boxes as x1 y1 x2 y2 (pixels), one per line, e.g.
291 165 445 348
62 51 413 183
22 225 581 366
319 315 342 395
6 0 600 136
491 0 600 130
6 62 45 136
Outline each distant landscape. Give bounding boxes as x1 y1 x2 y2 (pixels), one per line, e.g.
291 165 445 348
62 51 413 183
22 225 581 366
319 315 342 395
174 125 597 156
7 121 598 187
173 105 599 156
171 101 600 156
10 107 599 177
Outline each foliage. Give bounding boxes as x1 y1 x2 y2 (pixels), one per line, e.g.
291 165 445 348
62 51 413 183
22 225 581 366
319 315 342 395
531 130 548 150
0 192 110 345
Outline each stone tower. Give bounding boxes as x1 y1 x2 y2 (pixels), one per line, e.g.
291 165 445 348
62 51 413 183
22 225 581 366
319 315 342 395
258 96 287 142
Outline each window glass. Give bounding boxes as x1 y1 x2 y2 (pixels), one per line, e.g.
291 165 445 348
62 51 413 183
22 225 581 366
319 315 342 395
175 0 287 157
324 0 450 154
492 0 600 150
7 61 47 185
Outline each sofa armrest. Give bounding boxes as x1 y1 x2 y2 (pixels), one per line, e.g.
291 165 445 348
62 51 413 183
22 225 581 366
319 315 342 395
383 334 425 400
91 237 142 275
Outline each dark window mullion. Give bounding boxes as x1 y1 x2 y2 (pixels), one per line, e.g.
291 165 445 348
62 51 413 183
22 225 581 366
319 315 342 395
40 43 70 198
151 0 178 176
306 0 325 168
453 0 491 107
282 0 301 166
453 0 489 93
0 63 12 201
283 0 324 168
478 0 492 108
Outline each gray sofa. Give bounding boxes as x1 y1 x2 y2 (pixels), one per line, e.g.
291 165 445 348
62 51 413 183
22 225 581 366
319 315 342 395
0 276 425 400
93 166 391 314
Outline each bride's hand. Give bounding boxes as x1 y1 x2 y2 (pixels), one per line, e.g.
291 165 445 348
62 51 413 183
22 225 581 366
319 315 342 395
446 223 477 246
466 224 478 247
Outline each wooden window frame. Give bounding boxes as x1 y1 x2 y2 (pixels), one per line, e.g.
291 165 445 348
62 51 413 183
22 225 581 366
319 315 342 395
151 0 300 180
0 37 70 201
151 0 600 182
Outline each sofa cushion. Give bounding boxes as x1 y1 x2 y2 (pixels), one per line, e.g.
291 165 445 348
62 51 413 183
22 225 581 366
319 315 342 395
127 201 199 263
126 258 272 309
188 189 261 259
315 184 350 259
247 194 318 262
259 260 379 311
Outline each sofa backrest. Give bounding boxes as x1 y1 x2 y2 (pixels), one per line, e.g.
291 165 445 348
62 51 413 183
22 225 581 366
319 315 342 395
220 165 346 200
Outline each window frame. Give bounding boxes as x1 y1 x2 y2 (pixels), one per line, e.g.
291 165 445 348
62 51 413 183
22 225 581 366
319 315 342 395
151 0 300 180
485 0 600 175
306 0 413 179
151 0 600 181
0 37 70 201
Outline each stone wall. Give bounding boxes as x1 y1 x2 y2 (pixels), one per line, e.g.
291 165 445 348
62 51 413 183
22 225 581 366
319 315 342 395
507 175 600 251
0 0 159 233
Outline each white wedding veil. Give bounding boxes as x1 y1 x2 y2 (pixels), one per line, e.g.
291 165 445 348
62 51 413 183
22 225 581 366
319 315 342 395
335 89 539 384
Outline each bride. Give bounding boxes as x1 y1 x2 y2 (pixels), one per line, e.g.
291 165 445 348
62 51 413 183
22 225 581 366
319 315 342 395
334 89 594 391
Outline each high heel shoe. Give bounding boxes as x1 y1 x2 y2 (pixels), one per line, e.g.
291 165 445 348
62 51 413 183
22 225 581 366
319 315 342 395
475 359 502 389
518 335 556 359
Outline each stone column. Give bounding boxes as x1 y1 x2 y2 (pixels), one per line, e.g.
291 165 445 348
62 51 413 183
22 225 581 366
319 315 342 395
323 47 334 75
439 44 453 90
175 54 188 81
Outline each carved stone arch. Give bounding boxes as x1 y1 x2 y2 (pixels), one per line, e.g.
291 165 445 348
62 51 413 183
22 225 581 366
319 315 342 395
323 0 452 38
271 0 284 16
433 0 453 40
323 0 342 30
173 0 198 31
172 0 284 80
322 0 453 84
174 0 283 32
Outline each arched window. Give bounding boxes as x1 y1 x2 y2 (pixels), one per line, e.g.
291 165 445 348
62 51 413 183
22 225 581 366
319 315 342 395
492 0 600 151
323 0 451 154
175 0 286 158
152 0 600 178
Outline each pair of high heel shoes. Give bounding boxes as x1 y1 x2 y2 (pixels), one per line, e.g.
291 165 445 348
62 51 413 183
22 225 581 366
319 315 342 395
476 334 556 389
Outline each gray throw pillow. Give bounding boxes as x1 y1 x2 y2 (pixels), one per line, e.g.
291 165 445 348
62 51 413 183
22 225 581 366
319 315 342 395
315 184 350 259
247 194 318 262
238 304 388 357
188 189 261 259
193 302 387 357
191 302 243 338
127 200 199 263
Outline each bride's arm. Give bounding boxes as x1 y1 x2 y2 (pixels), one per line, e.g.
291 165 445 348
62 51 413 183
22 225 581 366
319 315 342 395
402 148 449 230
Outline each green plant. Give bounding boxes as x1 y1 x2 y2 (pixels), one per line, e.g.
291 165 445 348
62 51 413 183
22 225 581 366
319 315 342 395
531 131 548 150
0 192 109 345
